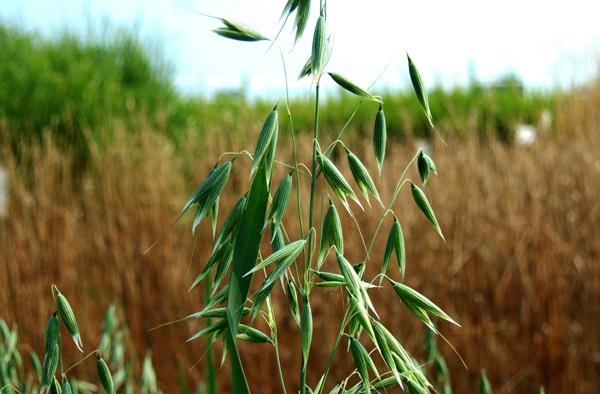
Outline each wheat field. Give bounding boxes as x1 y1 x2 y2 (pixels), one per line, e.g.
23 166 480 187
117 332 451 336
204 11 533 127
1 79 599 393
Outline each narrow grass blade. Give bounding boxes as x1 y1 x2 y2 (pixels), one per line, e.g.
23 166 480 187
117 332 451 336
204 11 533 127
410 182 444 240
226 161 269 394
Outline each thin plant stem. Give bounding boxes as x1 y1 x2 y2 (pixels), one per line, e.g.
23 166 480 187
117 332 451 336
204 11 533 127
280 49 305 240
319 307 351 389
266 298 287 394
365 150 420 260
301 78 321 394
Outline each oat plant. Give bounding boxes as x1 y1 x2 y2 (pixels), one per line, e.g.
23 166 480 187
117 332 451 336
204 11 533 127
179 1 459 393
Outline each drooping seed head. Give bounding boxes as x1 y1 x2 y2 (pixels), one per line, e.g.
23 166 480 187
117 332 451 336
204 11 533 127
96 355 115 394
41 342 60 387
410 182 444 240
345 148 380 205
44 311 60 354
55 290 83 352
417 150 437 186
328 72 381 103
50 377 62 394
373 104 387 175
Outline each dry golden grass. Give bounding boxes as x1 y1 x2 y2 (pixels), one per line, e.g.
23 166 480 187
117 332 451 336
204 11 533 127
1 81 600 393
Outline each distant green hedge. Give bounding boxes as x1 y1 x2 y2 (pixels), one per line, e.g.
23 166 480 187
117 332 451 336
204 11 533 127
0 20 557 160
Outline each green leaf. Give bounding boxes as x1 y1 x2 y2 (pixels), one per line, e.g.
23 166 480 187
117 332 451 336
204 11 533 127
407 53 433 126
373 105 387 175
328 73 381 103
226 161 270 394
417 150 437 186
410 182 444 240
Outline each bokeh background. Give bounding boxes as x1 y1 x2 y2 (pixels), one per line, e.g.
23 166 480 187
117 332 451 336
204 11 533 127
1 0 600 393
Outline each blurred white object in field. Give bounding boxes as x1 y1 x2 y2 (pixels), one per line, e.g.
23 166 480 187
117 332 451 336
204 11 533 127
0 165 7 218
516 124 537 145
415 138 432 155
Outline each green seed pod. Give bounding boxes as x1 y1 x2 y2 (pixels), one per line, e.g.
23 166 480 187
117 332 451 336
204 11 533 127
328 72 380 103
286 279 300 326
373 105 387 175
61 375 73 394
267 173 293 226
407 53 433 126
480 370 492 394
96 355 114 394
191 161 232 235
318 153 362 211
271 222 285 253
417 150 437 186
55 290 83 352
317 199 343 267
382 217 406 279
300 295 313 372
237 324 272 344
252 107 279 174
349 337 370 391
50 377 62 394
345 148 380 205
45 312 60 354
311 15 327 83
213 19 268 42
41 342 59 387
410 182 444 240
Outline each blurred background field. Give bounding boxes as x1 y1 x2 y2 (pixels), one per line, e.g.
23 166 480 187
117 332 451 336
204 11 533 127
1 8 600 394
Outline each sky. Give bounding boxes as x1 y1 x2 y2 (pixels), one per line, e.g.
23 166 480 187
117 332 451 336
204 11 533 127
2 0 600 98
